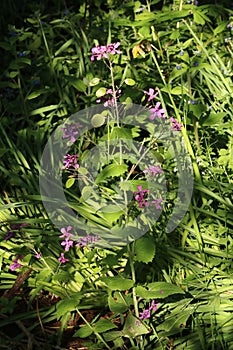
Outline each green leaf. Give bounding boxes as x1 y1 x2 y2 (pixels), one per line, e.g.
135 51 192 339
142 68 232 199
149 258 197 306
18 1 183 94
170 86 189 95
64 76 86 92
90 77 100 86
122 314 150 338
65 178 75 188
125 78 136 86
91 113 106 128
74 325 93 338
94 319 117 333
135 236 156 263
95 164 128 184
101 276 134 291
96 87 106 97
56 297 79 319
108 291 131 313
189 103 207 119
136 282 185 299
202 112 226 126
156 309 192 336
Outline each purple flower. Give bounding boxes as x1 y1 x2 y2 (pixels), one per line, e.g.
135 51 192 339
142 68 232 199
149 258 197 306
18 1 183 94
169 117 183 131
179 51 184 56
9 255 23 271
58 253 69 264
144 88 158 102
60 226 73 241
151 198 163 210
91 42 122 61
176 65 181 70
76 235 99 247
193 61 199 67
139 309 151 319
143 165 163 176
35 253 41 259
11 222 27 230
19 52 27 57
5 231 16 240
149 300 161 311
61 123 78 143
62 154 79 170
96 88 121 106
134 185 149 208
149 103 166 120
61 238 74 251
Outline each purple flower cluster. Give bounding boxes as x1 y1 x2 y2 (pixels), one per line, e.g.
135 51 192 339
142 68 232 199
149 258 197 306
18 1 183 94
134 185 163 210
5 222 27 241
62 154 79 170
134 185 149 208
91 42 122 61
9 254 24 271
61 123 78 143
76 235 99 247
96 88 121 107
152 198 163 209
169 117 183 131
139 300 161 320
143 165 163 176
58 226 98 263
144 88 158 102
149 103 166 120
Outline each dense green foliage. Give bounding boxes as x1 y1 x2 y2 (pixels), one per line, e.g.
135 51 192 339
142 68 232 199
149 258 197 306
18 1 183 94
0 1 233 349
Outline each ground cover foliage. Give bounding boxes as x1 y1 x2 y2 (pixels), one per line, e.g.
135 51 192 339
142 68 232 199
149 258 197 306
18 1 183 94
0 0 233 349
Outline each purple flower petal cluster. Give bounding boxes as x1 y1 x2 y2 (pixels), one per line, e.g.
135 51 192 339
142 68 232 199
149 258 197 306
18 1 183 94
152 198 163 210
59 226 98 263
62 154 79 170
61 123 78 143
96 88 121 107
143 165 163 176
9 254 24 271
76 235 99 247
170 117 183 131
91 42 122 61
134 185 149 208
59 225 74 252
134 185 163 210
139 300 161 320
5 222 27 241
149 103 166 120
144 88 158 102
58 253 69 264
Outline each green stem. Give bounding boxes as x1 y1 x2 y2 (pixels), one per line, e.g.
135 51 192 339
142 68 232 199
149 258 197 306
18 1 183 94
76 309 111 349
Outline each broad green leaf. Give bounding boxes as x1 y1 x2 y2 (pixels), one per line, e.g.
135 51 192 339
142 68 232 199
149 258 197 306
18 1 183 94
96 87 106 97
122 314 150 337
65 178 75 188
136 282 185 299
101 276 134 290
74 325 93 338
125 78 136 86
135 235 156 263
156 309 192 336
95 164 128 184
189 103 207 119
90 77 100 86
202 112 226 126
94 318 117 333
108 291 131 313
91 113 106 128
171 86 189 95
56 297 80 319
